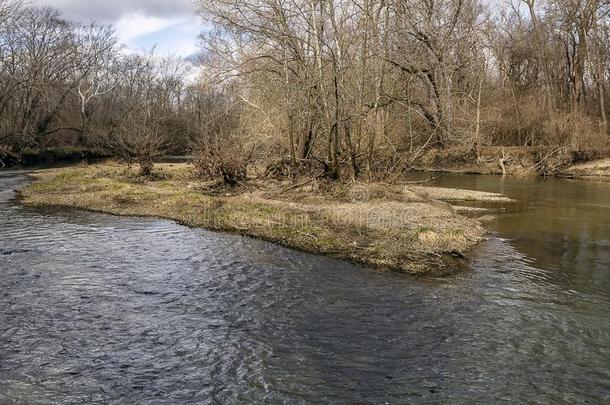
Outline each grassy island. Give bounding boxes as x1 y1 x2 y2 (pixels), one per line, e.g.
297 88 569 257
19 163 499 275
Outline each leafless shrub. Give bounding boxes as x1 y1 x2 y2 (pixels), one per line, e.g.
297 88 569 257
194 143 250 185
535 110 609 175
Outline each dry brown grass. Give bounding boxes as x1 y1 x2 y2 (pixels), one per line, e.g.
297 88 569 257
409 186 515 203
20 162 490 276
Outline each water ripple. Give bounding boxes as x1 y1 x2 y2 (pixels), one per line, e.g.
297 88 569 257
1 173 609 403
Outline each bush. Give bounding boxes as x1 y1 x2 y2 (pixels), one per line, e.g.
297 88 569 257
571 148 610 164
535 147 572 176
194 144 249 185
534 110 609 176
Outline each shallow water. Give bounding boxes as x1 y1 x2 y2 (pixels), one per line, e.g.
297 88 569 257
1 171 609 404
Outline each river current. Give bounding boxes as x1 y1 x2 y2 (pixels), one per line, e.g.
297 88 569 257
1 171 609 403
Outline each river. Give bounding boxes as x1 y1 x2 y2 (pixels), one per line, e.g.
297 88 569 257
1 171 609 404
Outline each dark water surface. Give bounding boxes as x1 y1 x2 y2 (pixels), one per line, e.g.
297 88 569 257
1 171 609 404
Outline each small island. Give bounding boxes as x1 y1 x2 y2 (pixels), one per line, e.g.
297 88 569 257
18 163 516 276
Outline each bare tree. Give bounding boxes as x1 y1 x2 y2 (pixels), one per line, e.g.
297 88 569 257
0 0 608 176
105 53 188 176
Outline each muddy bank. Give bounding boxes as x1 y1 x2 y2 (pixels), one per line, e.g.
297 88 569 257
18 163 499 276
559 158 610 180
415 146 538 176
416 147 610 180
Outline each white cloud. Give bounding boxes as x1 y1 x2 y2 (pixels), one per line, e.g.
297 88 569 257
32 0 203 59
33 0 194 22
114 14 201 57
115 13 180 44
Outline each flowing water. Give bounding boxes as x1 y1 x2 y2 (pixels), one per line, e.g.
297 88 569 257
0 170 609 404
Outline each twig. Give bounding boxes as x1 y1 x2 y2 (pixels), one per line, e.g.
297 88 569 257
272 172 324 196
401 174 445 185
297 231 318 241
275 178 314 195
522 161 542 175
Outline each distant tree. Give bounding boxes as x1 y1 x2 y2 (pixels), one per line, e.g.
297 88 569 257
104 53 188 176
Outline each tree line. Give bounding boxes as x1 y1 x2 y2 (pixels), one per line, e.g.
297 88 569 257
197 0 610 178
0 0 224 174
1 0 609 179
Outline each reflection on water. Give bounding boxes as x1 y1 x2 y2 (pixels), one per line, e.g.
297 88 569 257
0 171 609 403
426 173 610 294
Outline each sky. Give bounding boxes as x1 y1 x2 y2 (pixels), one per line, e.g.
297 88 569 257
33 0 202 58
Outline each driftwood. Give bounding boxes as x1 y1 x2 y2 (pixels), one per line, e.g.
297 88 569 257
401 174 445 185
272 171 325 196
522 161 543 175
534 147 573 176
499 148 510 175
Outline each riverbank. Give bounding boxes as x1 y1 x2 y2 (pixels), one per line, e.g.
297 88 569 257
416 146 610 180
0 147 110 168
559 158 610 180
414 146 537 176
17 163 503 275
